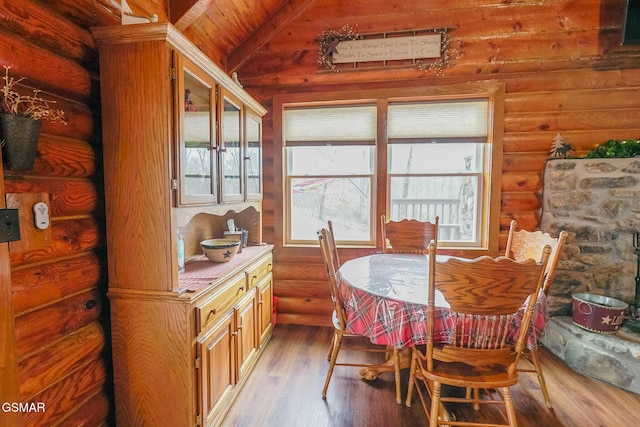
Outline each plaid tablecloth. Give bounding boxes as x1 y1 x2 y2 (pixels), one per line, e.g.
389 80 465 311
337 254 547 350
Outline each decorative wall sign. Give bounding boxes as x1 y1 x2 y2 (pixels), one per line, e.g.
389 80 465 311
316 26 454 74
332 34 441 63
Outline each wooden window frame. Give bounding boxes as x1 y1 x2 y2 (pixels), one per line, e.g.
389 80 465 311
273 81 504 257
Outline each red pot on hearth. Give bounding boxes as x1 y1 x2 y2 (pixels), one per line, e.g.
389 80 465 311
572 293 628 334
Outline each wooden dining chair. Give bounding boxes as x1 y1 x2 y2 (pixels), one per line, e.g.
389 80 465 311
327 220 341 270
318 228 403 404
406 242 551 427
504 219 568 408
325 220 341 360
380 214 439 253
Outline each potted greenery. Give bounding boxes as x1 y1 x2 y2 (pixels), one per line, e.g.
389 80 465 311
0 65 66 170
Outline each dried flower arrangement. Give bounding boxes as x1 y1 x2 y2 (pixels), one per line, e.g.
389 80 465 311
315 25 361 71
415 28 455 76
1 65 66 124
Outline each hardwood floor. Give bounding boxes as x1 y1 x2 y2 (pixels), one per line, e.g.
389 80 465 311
223 324 640 427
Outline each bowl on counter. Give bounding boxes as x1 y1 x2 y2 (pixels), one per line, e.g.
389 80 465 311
200 239 241 263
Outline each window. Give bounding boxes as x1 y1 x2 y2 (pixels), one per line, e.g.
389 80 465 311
278 83 503 252
387 100 488 246
283 105 376 244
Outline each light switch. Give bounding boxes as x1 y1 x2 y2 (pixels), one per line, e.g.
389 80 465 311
33 201 50 230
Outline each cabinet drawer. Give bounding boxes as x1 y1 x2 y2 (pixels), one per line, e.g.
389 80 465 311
196 275 246 334
246 254 273 289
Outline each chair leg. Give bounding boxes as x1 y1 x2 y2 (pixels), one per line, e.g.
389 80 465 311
393 348 401 404
530 347 552 409
322 331 343 399
326 334 336 360
501 387 517 427
429 381 442 427
406 348 417 407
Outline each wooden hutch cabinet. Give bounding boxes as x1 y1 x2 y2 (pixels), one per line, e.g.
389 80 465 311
92 23 271 427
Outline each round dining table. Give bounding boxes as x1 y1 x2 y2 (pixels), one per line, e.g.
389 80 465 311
337 253 547 351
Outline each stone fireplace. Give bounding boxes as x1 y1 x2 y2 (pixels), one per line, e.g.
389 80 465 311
538 157 640 394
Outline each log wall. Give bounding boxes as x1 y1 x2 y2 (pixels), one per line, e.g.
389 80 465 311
0 1 119 425
235 0 640 326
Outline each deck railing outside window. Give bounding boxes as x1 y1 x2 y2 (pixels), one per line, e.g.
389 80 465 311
390 198 461 240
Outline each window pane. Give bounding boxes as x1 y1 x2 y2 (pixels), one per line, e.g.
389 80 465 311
183 70 213 196
286 146 374 175
388 100 488 139
246 115 261 195
284 105 377 143
389 176 479 243
290 177 371 242
222 99 241 197
389 143 483 174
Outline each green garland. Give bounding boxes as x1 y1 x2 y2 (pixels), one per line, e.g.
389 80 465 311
584 138 640 158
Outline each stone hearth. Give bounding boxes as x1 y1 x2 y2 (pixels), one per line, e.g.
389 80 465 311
541 317 640 394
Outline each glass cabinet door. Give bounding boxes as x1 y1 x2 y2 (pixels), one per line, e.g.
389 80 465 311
245 111 262 200
177 56 217 205
220 94 243 203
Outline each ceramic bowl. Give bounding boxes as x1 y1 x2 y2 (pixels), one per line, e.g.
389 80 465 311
200 239 240 263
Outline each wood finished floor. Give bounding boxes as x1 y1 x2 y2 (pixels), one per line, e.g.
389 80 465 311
222 324 640 427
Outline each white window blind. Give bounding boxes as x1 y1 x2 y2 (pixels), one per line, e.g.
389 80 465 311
387 99 489 140
284 105 377 145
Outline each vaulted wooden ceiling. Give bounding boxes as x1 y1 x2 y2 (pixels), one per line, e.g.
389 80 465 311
174 0 318 72
95 0 318 73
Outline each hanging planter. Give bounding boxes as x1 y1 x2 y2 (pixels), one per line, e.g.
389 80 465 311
0 113 42 170
0 65 66 171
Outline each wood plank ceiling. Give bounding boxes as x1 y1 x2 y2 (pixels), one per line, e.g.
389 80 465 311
77 0 320 71
177 0 318 72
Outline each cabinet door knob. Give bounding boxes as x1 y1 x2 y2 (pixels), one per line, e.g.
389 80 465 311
207 308 217 319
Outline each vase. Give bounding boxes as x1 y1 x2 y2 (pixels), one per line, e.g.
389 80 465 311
0 113 42 171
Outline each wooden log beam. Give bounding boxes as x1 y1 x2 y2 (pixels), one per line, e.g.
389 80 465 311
14 289 102 358
170 0 213 31
11 254 101 316
227 0 318 73
29 135 95 178
55 390 111 427
501 172 542 193
9 217 99 267
502 130 640 153
22 358 107 426
501 192 541 212
18 322 105 398
37 0 120 27
273 280 329 299
277 312 330 327
5 178 98 217
0 29 93 103
0 0 97 64
276 296 333 315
